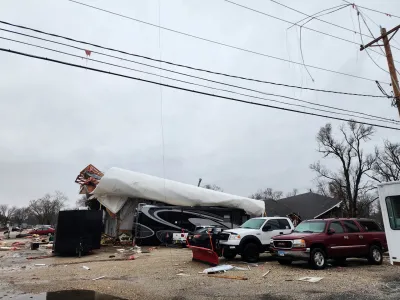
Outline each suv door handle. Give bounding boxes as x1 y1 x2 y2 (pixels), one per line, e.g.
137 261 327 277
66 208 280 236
279 232 283 234
359 235 364 239
344 236 349 239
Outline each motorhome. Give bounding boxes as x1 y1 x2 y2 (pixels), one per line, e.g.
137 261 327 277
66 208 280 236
377 181 400 266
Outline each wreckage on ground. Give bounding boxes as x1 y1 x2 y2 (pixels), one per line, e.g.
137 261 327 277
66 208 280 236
75 165 265 246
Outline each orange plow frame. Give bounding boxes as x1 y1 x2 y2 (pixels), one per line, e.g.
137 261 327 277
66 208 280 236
186 232 220 266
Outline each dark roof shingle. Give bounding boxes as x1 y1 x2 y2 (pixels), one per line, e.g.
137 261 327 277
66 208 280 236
278 192 341 220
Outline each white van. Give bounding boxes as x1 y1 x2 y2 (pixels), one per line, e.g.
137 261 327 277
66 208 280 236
378 181 400 266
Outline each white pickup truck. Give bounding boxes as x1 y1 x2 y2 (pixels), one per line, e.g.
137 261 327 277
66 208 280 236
218 217 294 262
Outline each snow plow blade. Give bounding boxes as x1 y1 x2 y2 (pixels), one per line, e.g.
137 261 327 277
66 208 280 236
188 245 219 266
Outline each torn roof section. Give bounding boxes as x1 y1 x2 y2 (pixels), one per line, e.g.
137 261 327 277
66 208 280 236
76 166 265 216
278 192 342 220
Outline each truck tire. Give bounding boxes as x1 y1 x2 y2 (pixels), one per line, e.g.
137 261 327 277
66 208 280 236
223 249 237 260
242 243 259 263
368 245 383 265
277 259 292 265
309 248 326 270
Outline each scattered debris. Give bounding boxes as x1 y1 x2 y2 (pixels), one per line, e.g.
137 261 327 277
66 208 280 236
133 246 142 254
0 247 15 251
262 270 271 277
109 255 115 258
248 263 258 267
202 265 233 274
34 264 46 266
298 277 323 283
93 276 106 281
128 255 135 260
247 265 251 271
232 266 248 271
176 273 190 276
207 274 248 280
82 266 90 270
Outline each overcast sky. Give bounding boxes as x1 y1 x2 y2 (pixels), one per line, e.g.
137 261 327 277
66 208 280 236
1 0 400 207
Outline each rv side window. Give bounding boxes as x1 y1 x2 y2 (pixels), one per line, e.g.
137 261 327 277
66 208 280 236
386 196 400 230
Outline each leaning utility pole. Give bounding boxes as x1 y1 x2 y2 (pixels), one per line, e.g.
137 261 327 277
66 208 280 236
360 24 400 117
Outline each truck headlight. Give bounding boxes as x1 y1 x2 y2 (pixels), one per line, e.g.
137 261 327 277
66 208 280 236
292 239 306 248
229 234 241 240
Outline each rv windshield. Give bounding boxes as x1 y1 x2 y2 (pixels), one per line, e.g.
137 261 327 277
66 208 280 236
240 219 266 229
294 221 326 233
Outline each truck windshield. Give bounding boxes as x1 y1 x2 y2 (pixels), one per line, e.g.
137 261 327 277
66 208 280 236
240 219 265 229
294 221 326 233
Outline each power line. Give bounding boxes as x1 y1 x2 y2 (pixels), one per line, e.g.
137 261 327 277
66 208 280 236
222 0 400 60
63 1 390 84
1 47 399 131
270 0 367 36
288 4 350 29
2 35 397 125
2 31 396 124
0 22 392 99
269 0 400 52
342 0 400 20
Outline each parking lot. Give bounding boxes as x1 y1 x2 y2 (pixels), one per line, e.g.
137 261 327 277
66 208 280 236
0 244 400 300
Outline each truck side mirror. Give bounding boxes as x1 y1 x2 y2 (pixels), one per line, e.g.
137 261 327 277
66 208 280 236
327 228 336 235
262 225 271 232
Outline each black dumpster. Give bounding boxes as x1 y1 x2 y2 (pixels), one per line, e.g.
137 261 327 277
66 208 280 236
54 210 102 256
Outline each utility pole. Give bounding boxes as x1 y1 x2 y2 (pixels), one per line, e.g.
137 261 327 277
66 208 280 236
360 24 400 117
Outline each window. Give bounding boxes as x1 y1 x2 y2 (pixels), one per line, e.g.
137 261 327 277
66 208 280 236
278 219 290 229
386 196 400 230
329 221 344 233
358 220 382 232
343 220 360 233
293 221 326 233
265 219 280 230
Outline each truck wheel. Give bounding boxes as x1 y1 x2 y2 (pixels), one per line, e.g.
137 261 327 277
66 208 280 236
242 243 259 263
223 249 237 260
368 245 383 265
309 248 326 270
277 259 292 265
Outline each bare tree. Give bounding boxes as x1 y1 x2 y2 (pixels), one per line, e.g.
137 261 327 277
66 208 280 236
250 188 283 200
202 184 224 192
370 140 400 182
12 207 31 226
286 188 298 197
310 121 377 217
29 191 67 225
0 205 17 227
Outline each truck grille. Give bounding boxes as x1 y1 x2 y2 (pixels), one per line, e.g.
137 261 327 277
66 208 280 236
273 240 292 249
218 233 230 241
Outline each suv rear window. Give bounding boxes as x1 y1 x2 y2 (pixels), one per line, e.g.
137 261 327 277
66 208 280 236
343 220 360 233
358 220 382 232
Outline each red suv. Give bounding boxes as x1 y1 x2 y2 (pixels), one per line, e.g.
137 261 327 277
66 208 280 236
270 218 387 269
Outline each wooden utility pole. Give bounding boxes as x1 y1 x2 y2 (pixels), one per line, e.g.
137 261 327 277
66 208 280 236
360 24 400 117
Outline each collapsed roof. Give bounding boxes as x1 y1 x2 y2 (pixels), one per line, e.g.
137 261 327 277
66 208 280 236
277 192 342 219
90 167 265 216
